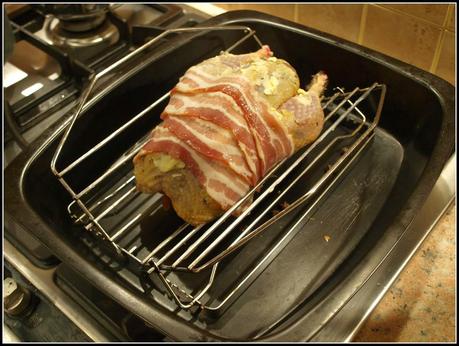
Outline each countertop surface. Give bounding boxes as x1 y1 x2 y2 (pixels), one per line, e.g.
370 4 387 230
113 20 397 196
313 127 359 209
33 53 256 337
353 202 456 342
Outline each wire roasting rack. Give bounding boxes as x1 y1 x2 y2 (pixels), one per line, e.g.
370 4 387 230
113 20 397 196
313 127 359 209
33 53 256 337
51 25 387 313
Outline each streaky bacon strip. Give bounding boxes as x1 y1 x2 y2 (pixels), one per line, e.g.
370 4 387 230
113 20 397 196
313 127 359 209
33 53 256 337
163 115 254 185
162 91 261 182
208 178 241 203
142 126 250 209
138 46 297 212
174 68 293 174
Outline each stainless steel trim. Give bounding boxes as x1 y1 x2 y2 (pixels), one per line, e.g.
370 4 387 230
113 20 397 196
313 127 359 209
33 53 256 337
309 153 456 342
4 240 113 342
3 324 21 342
3 323 21 343
346 153 456 341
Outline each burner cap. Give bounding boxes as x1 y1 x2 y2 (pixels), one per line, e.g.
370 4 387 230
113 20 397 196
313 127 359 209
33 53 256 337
44 15 120 61
38 4 111 33
58 13 107 33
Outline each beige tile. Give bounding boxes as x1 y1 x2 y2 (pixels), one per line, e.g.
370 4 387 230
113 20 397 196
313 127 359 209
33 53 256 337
382 4 448 25
215 3 295 21
214 4 238 11
435 31 455 85
5 4 27 14
297 4 363 43
447 5 455 31
363 6 442 71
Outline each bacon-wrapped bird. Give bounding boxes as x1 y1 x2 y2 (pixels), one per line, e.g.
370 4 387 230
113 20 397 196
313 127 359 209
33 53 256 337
133 46 327 225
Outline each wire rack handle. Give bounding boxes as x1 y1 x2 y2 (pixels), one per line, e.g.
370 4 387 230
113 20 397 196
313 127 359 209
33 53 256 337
50 25 263 177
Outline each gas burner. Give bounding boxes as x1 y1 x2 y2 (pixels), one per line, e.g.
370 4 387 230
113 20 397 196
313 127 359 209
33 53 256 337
43 15 120 62
4 3 203 155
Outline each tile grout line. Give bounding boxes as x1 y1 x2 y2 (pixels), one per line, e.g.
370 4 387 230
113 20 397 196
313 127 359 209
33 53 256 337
372 3 449 29
358 4 369 45
429 4 453 73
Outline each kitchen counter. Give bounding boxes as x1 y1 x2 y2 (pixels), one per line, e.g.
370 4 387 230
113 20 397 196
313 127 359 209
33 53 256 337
353 202 456 342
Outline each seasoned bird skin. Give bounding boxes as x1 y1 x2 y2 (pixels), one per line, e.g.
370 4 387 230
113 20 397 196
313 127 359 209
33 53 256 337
279 72 327 149
134 50 326 225
134 153 223 224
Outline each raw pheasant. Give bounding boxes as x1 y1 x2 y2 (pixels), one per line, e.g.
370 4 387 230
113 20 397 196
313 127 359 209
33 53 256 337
133 46 326 225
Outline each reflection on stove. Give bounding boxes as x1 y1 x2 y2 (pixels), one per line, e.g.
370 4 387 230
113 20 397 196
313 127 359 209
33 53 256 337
5 40 62 107
112 4 165 31
3 62 28 88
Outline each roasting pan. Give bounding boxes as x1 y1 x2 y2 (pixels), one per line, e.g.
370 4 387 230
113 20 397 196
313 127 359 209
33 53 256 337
4 11 454 341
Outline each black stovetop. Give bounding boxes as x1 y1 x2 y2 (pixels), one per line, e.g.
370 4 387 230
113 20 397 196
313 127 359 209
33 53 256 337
5 4 206 145
4 5 209 341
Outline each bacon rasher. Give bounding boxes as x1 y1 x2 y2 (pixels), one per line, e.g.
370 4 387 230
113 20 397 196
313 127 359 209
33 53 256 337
134 45 326 224
142 126 251 209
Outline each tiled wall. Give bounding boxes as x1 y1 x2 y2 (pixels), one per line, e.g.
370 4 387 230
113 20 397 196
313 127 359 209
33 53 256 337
215 3 456 85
